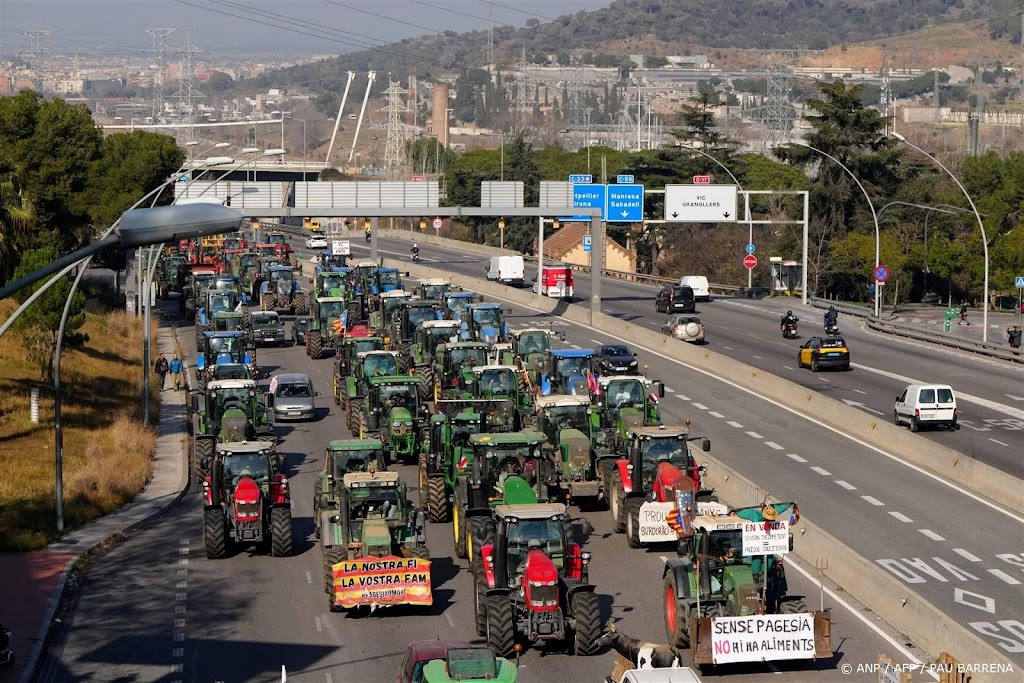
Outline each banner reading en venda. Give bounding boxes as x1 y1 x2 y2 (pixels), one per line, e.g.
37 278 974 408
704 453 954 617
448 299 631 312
331 555 432 609
710 614 815 664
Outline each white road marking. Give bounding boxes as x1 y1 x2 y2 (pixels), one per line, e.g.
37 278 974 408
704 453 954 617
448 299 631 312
786 453 807 463
466 285 1024 525
851 362 1024 419
889 511 914 523
953 548 982 562
176 593 187 601
708 411 725 418
177 569 187 577
782 365 794 370
173 632 184 642
753 355 763 359
692 402 708 410
1006 394 1024 402
818 377 831 383
178 547 190 555
726 421 744 428
327 674 334 683
989 438 1009 447
810 466 831 476
444 611 457 629
861 496 884 506
172 648 184 658
919 529 946 541
171 664 183 673
179 538 189 545
306 571 313 584
723 346 733 350
834 480 857 490
745 431 764 439
176 581 188 589
676 394 691 401
316 616 323 632
590 339 603 345
854 389 867 395
988 569 1021 585
174 619 185 629
664 387 675 393
767 662 782 674
764 441 784 450
174 605 186 614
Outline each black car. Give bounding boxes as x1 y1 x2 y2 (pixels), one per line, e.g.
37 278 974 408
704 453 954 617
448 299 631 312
292 317 309 346
594 344 640 375
250 311 285 347
655 285 696 314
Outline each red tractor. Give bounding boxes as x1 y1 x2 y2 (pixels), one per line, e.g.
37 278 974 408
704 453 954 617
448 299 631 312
202 441 293 559
602 424 713 549
473 502 602 658
264 231 298 267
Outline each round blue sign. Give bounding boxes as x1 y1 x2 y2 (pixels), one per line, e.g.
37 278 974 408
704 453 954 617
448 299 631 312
874 265 890 283
746 244 756 255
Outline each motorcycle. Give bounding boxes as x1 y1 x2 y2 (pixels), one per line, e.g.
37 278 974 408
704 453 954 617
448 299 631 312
0 624 13 668
411 249 421 263
825 321 840 336
781 319 799 339
364 231 372 244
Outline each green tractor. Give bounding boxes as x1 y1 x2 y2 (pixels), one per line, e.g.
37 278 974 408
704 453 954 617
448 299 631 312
201 440 292 559
369 289 412 332
342 350 400 428
418 399 513 524
533 394 607 506
452 431 558 561
510 327 564 388
195 288 244 346
408 320 461 401
415 278 458 301
333 336 385 406
388 300 444 367
190 378 275 483
433 341 489 401
306 294 351 359
356 375 429 465
597 375 664 453
313 439 387 538
182 265 218 318
469 365 535 432
662 497 832 668
157 255 187 299
421 648 518 683
318 470 430 611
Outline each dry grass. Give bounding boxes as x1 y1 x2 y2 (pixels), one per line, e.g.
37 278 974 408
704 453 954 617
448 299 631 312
0 302 160 550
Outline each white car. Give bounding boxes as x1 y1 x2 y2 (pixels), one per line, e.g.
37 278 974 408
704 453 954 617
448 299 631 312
661 314 705 343
306 235 328 249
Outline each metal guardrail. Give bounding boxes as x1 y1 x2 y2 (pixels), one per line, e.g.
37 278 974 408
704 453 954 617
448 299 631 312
519 255 744 295
810 296 1022 364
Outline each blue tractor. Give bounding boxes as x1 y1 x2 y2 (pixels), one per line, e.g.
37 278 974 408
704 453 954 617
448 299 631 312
196 331 257 391
443 291 478 320
459 303 509 345
260 265 308 315
540 349 599 397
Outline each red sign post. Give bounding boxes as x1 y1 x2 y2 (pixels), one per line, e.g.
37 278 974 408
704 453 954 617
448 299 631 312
743 254 758 270
693 175 711 184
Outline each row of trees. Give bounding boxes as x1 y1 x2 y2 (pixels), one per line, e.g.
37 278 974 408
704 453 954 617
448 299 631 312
0 90 185 379
437 80 1023 305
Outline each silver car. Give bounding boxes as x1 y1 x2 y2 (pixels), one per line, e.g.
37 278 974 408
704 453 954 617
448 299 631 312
271 373 318 421
661 314 706 343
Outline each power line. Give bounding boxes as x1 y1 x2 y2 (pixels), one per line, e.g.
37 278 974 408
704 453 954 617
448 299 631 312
473 0 558 22
323 0 448 37
147 28 176 124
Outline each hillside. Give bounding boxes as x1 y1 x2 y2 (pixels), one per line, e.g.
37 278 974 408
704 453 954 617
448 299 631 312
249 0 1021 92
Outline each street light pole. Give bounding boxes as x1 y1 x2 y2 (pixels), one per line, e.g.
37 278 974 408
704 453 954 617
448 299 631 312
793 141 881 316
890 132 991 341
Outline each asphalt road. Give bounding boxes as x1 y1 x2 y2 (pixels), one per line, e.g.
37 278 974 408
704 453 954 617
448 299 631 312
38 298 936 683
338 234 1024 478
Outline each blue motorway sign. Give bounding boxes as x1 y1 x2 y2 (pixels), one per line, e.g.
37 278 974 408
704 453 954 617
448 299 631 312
746 243 756 255
606 184 644 222
569 174 593 183
617 174 635 184
558 183 607 222
583 234 592 253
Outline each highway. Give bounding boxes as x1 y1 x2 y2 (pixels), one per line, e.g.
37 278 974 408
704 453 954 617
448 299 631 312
40 296 938 683
342 233 1024 478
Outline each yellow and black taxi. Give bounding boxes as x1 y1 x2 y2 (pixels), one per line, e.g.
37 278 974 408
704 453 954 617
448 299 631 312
797 336 851 372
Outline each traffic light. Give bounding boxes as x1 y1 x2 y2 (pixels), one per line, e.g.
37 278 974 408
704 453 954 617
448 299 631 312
498 217 505 230
552 218 560 229
419 217 427 230
251 218 260 232
303 217 311 230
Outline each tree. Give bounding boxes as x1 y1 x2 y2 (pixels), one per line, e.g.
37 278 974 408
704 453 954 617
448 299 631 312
206 71 234 92
11 247 87 382
0 171 36 284
408 137 455 174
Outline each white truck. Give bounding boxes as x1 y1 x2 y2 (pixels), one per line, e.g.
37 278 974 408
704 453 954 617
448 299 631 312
486 255 525 286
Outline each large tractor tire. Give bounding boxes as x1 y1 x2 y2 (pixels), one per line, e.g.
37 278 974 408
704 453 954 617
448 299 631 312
468 516 494 561
485 595 515 658
194 438 214 483
293 292 309 316
195 323 209 347
313 480 323 538
289 253 299 268
453 504 468 559
408 544 430 560
261 294 275 312
664 573 690 648
598 459 617 511
416 366 434 403
203 508 227 559
570 590 602 655
778 597 809 615
609 474 626 533
270 506 293 557
323 546 344 610
473 572 488 636
426 477 449 523
307 329 323 359
625 497 643 549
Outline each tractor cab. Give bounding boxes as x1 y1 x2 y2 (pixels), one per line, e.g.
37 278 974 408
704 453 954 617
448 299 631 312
390 300 444 347
465 431 550 512
357 350 400 381
198 331 255 379
378 267 404 292
416 278 458 301
208 362 254 382
362 376 427 464
223 235 247 251
372 290 412 331
314 270 350 298
435 342 489 399
256 244 279 258
459 304 509 344
324 439 386 479
442 292 478 320
469 365 528 431
350 262 380 292
336 471 421 556
541 350 598 397
534 395 602 500
598 376 664 451
420 647 518 683
415 320 461 358
319 253 349 270
627 426 709 493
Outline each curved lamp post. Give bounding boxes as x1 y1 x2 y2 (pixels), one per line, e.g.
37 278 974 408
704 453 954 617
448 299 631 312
792 141 882 316
890 132 990 342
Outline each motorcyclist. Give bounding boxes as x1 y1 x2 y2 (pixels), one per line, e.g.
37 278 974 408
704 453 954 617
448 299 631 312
364 227 372 243
411 244 420 260
824 305 838 330
781 310 799 329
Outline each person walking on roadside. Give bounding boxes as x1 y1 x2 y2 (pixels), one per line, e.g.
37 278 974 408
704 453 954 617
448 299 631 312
959 300 969 325
169 354 184 391
154 353 170 390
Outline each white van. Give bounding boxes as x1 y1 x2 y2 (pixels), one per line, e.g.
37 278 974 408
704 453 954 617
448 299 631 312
486 255 525 286
894 384 959 432
617 667 702 683
679 275 710 301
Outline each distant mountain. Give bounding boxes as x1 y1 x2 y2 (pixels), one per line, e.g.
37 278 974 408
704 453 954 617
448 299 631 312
250 0 1021 92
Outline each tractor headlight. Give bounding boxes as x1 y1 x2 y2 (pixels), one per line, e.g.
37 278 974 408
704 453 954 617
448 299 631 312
392 421 403 428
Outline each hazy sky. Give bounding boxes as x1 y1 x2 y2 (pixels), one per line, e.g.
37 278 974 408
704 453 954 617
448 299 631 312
0 0 613 57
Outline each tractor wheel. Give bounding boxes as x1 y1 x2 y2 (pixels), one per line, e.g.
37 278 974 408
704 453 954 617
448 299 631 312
418 366 434 402
270 506 293 557
664 573 689 648
453 503 468 559
294 293 309 316
290 254 299 268
324 546 344 610
307 329 323 359
408 544 430 560
194 438 214 483
261 295 274 312
598 460 617 510
779 597 809 615
609 474 626 533
485 595 515 658
347 399 362 433
203 508 227 559
468 516 494 560
313 480 323 538
625 497 643 549
473 572 488 636
427 477 449 523
195 323 209 347
570 590 602 655
358 412 368 440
